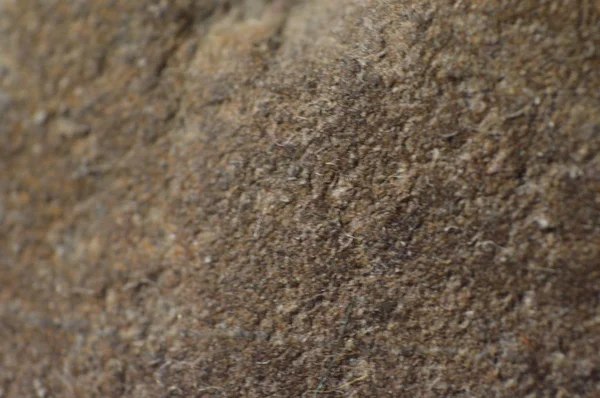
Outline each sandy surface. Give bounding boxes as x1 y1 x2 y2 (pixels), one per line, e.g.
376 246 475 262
1 0 599 396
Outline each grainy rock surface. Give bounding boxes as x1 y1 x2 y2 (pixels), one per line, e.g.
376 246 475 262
1 0 599 397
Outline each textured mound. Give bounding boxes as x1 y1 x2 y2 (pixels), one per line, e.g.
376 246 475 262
1 0 599 396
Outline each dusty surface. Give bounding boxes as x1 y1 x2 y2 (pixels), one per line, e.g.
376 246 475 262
1 0 599 397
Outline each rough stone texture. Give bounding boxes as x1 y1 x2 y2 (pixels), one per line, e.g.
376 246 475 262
1 0 599 397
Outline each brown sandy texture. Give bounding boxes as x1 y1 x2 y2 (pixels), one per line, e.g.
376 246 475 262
1 0 599 396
